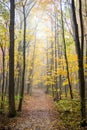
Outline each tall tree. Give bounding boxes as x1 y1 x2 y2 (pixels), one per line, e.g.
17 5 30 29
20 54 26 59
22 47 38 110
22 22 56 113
18 0 36 111
60 0 73 99
71 0 86 126
9 0 16 117
18 3 26 111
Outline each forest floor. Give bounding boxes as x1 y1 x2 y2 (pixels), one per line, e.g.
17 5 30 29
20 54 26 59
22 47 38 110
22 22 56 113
14 88 66 130
0 88 86 130
0 88 65 130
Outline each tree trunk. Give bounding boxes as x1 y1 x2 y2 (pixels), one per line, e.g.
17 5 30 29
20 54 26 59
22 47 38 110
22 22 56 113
71 0 86 126
18 6 26 111
1 51 5 110
60 0 73 99
15 75 20 95
54 12 59 99
9 0 16 117
5 72 8 95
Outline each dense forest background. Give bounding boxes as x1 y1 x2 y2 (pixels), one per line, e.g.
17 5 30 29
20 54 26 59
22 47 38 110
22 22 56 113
0 0 87 129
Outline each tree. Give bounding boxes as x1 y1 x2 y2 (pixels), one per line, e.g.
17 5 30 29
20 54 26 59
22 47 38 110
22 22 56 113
60 0 73 99
71 0 86 126
18 0 36 111
18 3 26 111
9 0 16 117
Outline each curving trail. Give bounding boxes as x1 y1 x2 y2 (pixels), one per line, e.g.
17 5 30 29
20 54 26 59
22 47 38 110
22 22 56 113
14 88 65 130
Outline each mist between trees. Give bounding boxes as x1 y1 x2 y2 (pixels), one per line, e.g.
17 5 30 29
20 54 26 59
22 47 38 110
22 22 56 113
0 0 87 128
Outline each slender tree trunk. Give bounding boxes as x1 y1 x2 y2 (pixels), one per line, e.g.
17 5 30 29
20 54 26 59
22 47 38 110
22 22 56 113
51 85 54 97
9 0 16 117
46 40 49 94
50 11 55 97
1 51 5 110
54 12 59 99
18 6 26 111
15 75 20 95
5 72 8 95
27 68 33 94
27 83 30 94
65 86 67 98
60 0 73 99
59 75 62 99
51 42 55 97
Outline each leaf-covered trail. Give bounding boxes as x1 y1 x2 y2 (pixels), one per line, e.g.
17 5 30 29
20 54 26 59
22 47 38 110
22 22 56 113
14 88 65 130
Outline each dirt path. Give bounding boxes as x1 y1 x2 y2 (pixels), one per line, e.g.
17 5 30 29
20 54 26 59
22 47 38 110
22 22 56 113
14 88 65 130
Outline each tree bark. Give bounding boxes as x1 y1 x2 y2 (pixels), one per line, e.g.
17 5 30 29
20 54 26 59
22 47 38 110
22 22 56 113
9 0 16 117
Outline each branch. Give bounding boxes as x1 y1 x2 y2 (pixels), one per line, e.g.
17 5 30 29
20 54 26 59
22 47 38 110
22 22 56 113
0 1 10 10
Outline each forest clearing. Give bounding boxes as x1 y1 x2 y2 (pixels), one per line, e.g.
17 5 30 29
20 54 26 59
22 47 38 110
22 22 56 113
0 0 87 129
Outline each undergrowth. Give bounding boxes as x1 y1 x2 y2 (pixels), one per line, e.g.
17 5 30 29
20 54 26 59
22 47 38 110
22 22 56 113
55 99 87 130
